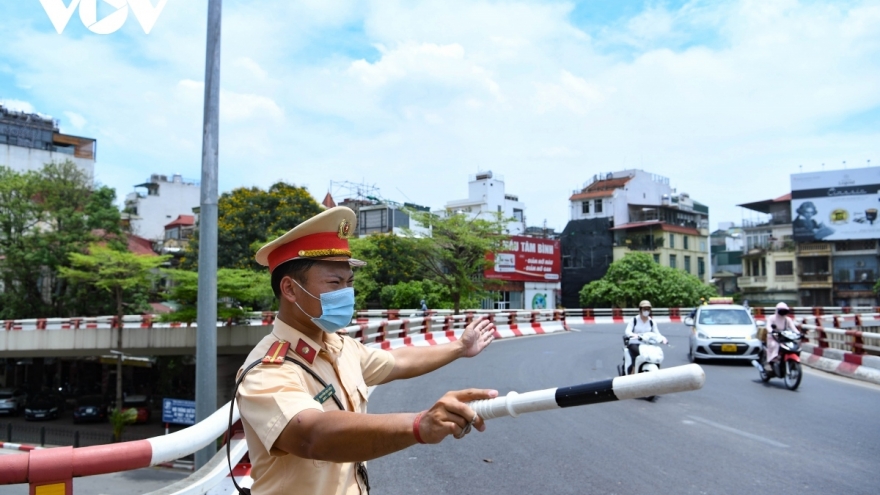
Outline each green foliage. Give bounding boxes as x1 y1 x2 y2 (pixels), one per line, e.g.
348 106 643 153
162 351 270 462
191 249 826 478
0 161 124 319
183 182 323 270
350 234 424 308
110 407 138 442
379 279 483 310
405 210 510 313
162 268 274 323
579 252 717 308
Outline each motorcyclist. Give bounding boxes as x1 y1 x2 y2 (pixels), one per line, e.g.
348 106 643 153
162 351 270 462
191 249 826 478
764 302 798 371
624 300 668 374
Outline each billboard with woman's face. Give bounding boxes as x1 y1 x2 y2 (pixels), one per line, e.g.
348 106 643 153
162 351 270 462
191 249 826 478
791 167 880 242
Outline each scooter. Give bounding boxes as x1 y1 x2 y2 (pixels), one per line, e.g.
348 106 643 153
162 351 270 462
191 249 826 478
751 325 803 391
617 332 665 401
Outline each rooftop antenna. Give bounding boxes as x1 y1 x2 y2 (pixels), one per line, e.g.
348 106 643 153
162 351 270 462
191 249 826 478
843 160 847 169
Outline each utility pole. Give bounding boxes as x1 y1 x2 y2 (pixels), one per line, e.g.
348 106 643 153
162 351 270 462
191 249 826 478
195 0 222 469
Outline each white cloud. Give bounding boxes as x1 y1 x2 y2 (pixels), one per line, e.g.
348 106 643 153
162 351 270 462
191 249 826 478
0 99 36 113
0 0 878 231
63 111 87 131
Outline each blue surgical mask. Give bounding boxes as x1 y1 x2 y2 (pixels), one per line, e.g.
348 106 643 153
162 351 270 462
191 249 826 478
293 280 355 333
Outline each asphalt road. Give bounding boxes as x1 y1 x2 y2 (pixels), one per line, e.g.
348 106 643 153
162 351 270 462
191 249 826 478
368 323 880 495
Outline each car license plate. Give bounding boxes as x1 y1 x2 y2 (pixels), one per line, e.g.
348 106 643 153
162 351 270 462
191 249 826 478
35 413 45 418
721 344 737 353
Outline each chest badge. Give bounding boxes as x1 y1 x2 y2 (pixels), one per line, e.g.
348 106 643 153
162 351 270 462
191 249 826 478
296 339 317 365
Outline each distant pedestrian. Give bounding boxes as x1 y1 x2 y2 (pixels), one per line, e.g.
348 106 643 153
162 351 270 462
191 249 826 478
420 299 429 316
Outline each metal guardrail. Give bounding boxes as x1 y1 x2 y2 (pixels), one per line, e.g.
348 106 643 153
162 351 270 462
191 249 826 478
798 313 880 355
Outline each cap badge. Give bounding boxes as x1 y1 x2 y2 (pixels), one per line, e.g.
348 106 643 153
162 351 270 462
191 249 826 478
338 219 353 239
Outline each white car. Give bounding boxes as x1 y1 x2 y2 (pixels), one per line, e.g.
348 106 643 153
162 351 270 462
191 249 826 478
0 388 27 416
685 304 761 361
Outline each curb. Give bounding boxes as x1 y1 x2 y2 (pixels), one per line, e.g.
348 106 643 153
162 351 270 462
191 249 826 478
801 345 880 386
0 441 42 452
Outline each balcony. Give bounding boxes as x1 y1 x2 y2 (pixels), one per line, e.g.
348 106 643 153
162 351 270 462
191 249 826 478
775 275 796 284
797 243 831 256
799 273 833 288
738 276 767 288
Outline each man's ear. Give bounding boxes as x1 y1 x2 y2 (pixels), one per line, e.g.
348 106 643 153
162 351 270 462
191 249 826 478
279 276 298 303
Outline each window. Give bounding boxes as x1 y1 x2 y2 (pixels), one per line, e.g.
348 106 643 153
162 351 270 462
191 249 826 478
698 257 705 277
582 201 590 214
653 253 660 263
776 261 794 276
513 209 524 222
700 240 706 252
684 255 691 273
594 199 603 213
669 234 675 249
685 236 690 250
669 254 677 269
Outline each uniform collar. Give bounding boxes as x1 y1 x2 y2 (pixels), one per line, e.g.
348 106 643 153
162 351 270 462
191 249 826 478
272 318 344 356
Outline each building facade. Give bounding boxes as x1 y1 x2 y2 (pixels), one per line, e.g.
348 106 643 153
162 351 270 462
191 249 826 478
710 223 744 296
737 194 798 306
0 104 96 176
124 174 201 242
444 171 526 235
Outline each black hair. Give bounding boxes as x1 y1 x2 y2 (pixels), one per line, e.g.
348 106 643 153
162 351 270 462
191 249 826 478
271 259 319 299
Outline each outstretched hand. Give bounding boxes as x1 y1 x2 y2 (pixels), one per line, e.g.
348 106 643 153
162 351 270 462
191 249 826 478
459 317 496 358
416 388 498 444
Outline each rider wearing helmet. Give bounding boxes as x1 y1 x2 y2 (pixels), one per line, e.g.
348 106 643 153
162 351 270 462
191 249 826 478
624 300 668 374
765 302 797 370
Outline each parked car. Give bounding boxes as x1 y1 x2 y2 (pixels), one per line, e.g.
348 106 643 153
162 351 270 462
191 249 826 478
685 302 762 362
73 395 109 423
0 388 27 416
24 392 64 421
122 395 152 424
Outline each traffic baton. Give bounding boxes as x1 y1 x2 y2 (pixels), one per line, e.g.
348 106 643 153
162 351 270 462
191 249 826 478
468 363 705 420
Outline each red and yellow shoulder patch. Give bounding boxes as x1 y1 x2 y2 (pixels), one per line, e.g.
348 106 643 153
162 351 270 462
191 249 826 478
262 340 291 365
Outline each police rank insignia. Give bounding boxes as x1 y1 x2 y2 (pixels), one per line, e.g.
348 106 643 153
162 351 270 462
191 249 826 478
338 219 353 239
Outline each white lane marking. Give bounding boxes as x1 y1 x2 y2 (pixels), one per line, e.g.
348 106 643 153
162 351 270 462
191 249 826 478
686 415 789 448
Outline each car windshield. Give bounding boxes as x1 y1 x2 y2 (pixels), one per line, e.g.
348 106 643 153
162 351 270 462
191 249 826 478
698 309 752 325
77 396 103 406
0 392 12 399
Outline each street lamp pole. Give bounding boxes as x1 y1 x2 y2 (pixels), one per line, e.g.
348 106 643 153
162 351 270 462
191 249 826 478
195 0 222 469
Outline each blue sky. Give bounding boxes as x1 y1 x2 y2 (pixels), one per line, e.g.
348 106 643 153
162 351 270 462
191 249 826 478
1 0 879 231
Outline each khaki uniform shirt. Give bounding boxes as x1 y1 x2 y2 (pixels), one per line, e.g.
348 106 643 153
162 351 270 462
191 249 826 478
237 319 396 495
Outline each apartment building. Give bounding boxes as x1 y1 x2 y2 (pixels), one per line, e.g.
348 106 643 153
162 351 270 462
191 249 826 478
562 169 711 307
0 104 95 176
737 194 798 306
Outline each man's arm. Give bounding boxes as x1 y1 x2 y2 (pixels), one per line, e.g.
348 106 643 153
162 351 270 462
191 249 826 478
273 388 497 462
380 317 495 383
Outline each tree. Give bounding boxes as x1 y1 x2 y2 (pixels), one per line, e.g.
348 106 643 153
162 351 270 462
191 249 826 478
183 182 323 270
0 161 124 319
59 244 170 415
349 234 424 309
405 210 510 313
162 268 274 324
579 252 717 308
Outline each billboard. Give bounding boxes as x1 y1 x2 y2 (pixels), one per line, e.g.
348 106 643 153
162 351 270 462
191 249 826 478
791 167 880 242
485 236 561 282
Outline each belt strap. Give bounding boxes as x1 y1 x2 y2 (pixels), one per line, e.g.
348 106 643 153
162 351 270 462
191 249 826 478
227 355 369 494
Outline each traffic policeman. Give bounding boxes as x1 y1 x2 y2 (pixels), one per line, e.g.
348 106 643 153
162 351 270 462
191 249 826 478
236 206 497 495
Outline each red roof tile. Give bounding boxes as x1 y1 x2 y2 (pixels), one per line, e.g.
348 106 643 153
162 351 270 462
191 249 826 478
322 192 336 209
165 215 195 229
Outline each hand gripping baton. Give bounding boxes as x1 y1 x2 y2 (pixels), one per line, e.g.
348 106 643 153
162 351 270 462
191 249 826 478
468 363 705 420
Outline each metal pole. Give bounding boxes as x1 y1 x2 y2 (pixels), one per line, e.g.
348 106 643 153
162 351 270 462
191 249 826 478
195 0 222 469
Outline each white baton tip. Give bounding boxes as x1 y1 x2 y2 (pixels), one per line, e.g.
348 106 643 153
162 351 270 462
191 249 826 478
612 363 705 401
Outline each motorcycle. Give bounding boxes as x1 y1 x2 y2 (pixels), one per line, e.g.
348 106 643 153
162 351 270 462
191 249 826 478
751 324 803 391
617 332 665 401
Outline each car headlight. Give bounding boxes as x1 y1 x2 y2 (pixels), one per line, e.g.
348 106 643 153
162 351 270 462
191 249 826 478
697 331 709 339
25 409 32 413
50 407 58 413
749 330 758 340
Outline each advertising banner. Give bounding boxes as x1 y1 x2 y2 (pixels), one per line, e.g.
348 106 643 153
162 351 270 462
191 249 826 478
485 236 561 282
791 167 880 242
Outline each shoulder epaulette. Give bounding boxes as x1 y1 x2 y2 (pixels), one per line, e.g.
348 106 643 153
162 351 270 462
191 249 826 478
262 340 291 365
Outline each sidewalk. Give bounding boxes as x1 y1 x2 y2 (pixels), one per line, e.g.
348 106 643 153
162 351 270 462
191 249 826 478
801 344 880 386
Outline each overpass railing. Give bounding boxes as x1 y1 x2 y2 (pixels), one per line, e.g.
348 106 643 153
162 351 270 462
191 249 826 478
3 306 878 332
797 313 880 356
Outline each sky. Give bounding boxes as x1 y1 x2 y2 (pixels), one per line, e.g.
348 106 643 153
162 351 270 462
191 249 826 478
1 0 879 232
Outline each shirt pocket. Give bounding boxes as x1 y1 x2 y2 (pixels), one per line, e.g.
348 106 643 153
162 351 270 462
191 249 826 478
353 383 369 412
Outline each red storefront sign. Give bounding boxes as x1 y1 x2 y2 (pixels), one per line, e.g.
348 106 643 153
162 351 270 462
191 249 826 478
485 236 561 282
